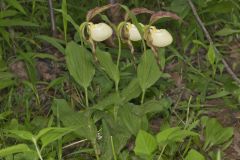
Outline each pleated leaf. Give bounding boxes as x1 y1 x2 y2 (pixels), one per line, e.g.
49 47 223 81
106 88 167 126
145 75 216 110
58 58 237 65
66 42 95 89
137 50 161 92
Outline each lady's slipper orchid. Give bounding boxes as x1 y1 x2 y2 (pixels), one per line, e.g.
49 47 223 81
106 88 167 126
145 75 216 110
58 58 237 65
87 22 113 42
125 23 143 41
148 26 173 47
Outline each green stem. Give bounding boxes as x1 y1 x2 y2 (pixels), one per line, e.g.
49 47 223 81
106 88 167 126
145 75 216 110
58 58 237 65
117 36 122 68
93 141 100 160
32 138 43 160
84 87 89 107
141 90 145 104
157 145 166 160
111 136 117 160
115 81 119 93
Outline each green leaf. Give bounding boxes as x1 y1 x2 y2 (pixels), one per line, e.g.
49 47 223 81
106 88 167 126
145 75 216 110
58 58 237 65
6 0 27 15
203 118 233 150
206 90 230 99
207 44 216 66
0 72 15 90
96 48 120 87
185 149 205 160
0 111 12 120
36 127 73 148
0 144 31 157
156 127 180 144
0 19 38 27
121 78 141 102
156 127 198 145
137 50 161 92
140 99 171 115
134 130 157 157
51 99 97 141
118 105 145 135
65 42 95 89
6 130 33 141
0 10 18 19
36 35 65 54
215 28 240 36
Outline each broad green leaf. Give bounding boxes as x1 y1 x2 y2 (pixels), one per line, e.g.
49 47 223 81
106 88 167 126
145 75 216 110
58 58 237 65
134 130 157 156
93 93 122 110
137 50 161 92
36 35 65 54
168 130 198 142
185 149 205 160
156 127 198 146
0 19 38 27
156 127 180 144
203 118 233 150
65 42 95 89
215 28 240 36
100 120 131 160
37 127 73 148
6 0 27 15
0 144 31 157
207 44 216 66
6 130 33 141
51 99 97 141
121 78 141 102
96 49 120 86
139 99 171 115
118 105 145 135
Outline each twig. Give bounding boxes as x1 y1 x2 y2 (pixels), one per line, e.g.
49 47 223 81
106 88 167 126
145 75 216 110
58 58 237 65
48 0 57 36
187 0 240 85
63 139 88 149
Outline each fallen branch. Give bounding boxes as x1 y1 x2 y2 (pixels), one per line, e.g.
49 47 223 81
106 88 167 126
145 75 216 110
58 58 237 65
187 0 240 85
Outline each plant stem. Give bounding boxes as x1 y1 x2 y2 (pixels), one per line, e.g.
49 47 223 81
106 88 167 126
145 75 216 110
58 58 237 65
117 36 121 68
111 136 117 160
185 96 192 129
157 145 166 160
93 141 100 160
141 90 145 104
32 138 43 160
84 87 89 107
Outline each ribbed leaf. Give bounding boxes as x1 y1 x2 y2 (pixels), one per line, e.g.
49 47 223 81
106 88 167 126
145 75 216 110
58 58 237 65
96 48 120 86
66 42 95 89
137 50 161 92
134 130 157 157
0 144 31 157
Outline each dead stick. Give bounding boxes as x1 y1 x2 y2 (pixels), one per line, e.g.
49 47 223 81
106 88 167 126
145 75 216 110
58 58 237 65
48 0 57 37
187 0 240 85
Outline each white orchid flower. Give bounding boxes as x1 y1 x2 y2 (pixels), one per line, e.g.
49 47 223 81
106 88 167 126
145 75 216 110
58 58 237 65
87 22 113 42
148 26 173 47
125 23 143 41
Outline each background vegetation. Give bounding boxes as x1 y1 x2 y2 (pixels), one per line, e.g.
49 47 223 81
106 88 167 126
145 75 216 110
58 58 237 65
0 0 240 159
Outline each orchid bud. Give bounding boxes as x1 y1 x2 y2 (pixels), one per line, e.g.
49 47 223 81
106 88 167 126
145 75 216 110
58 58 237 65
125 23 143 41
148 26 173 47
87 22 113 42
